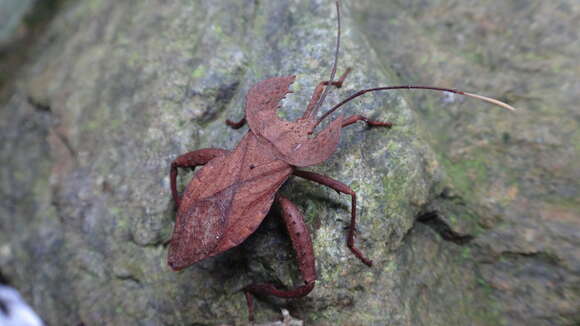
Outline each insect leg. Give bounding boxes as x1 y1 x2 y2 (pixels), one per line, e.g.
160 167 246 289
225 116 246 129
302 68 352 119
341 114 393 128
243 195 316 321
293 170 373 266
170 148 229 209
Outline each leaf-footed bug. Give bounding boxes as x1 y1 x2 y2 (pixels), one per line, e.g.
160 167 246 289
167 1 515 321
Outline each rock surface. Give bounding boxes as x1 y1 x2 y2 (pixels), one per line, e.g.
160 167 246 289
0 0 578 325
0 0 36 45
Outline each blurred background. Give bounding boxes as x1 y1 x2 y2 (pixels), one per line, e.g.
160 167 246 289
1 0 578 325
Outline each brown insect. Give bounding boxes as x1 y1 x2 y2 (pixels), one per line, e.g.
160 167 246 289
167 1 515 321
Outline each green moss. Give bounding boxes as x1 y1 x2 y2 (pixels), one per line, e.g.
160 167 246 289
109 118 122 130
461 247 471 260
88 0 105 13
448 212 458 225
381 168 412 207
303 199 320 225
471 277 505 325
83 119 99 131
191 66 205 79
127 50 143 67
572 128 580 154
215 23 225 35
386 259 397 272
440 151 489 201
543 196 580 211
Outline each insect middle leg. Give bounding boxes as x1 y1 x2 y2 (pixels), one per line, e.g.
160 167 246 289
293 170 373 266
302 68 352 119
170 148 229 208
244 195 316 321
225 116 246 129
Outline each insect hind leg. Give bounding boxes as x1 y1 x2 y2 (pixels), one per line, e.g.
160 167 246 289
243 195 316 321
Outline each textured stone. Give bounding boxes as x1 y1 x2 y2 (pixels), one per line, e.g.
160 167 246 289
0 0 578 325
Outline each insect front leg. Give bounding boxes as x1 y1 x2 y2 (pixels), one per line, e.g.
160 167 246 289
302 68 352 119
244 195 316 322
170 148 229 209
341 114 393 128
293 170 373 266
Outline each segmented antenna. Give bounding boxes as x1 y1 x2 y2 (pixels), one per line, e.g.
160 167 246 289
305 0 341 119
304 0 516 133
310 86 516 132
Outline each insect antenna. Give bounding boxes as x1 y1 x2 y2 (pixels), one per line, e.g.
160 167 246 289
310 85 516 132
304 0 342 119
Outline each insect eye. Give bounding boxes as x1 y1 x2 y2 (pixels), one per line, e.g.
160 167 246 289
249 164 256 169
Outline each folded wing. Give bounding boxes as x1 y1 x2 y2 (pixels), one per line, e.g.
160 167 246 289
168 133 292 269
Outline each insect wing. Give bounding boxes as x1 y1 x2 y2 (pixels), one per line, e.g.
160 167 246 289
212 159 292 254
168 184 234 270
168 134 292 269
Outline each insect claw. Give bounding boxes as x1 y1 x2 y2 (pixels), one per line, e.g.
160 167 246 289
362 257 373 267
342 225 359 235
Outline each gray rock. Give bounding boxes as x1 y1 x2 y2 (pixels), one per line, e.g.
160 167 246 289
0 0 578 325
0 0 36 45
